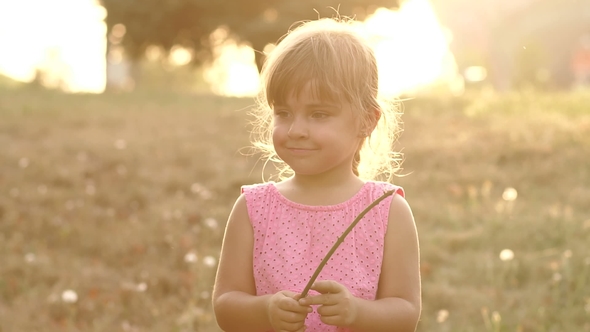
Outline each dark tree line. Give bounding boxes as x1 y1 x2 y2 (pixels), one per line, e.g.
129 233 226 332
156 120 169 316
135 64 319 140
101 0 401 71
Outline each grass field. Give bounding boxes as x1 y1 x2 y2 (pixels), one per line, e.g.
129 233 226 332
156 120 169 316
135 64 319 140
1 85 589 332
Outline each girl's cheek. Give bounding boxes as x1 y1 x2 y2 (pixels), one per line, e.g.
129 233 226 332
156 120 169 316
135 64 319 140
271 128 283 143
273 124 287 137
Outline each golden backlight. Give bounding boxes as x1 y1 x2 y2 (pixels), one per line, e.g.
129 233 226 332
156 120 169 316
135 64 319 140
0 0 107 93
0 0 456 96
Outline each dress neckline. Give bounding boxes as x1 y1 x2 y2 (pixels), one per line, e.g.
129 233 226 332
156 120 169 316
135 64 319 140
268 181 372 211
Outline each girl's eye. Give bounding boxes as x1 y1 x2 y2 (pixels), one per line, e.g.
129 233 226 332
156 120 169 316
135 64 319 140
311 112 329 119
274 110 290 117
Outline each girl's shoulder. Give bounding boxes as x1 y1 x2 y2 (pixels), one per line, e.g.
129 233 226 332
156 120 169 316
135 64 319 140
240 182 274 196
240 182 275 194
240 182 277 207
364 180 405 199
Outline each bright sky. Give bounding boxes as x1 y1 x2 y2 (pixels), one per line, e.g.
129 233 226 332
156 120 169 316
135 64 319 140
0 0 457 96
0 0 107 93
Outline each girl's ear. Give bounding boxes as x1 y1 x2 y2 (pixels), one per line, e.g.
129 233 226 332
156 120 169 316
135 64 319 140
373 107 382 124
358 107 381 138
368 107 381 134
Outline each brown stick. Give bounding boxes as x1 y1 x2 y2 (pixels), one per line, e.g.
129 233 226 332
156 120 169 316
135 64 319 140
299 189 396 298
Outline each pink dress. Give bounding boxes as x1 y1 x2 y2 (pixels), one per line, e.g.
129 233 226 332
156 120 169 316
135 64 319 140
241 181 404 332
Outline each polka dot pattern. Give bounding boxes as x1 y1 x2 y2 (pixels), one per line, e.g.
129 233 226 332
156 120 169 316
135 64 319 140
241 181 404 332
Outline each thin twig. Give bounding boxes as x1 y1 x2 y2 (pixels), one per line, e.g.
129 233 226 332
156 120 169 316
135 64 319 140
300 189 396 298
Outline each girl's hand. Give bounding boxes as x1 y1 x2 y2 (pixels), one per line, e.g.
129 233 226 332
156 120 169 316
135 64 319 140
298 280 359 327
268 291 311 332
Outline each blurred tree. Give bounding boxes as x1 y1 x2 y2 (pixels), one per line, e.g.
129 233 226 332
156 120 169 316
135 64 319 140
101 0 401 72
225 0 402 71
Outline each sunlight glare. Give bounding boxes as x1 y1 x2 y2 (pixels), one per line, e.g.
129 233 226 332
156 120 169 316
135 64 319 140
362 0 457 96
110 23 127 42
136 282 148 292
499 249 514 261
0 0 455 96
436 309 449 323
502 187 518 201
61 289 78 303
203 41 261 97
204 217 219 229
203 255 217 267
184 251 198 263
170 46 193 66
205 0 457 97
465 66 488 82
0 0 106 93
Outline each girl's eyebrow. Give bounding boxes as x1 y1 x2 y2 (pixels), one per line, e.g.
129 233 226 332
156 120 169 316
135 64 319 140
305 102 339 108
272 102 339 109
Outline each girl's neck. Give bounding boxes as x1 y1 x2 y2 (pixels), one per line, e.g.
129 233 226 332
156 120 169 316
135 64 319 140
289 170 363 191
275 172 366 206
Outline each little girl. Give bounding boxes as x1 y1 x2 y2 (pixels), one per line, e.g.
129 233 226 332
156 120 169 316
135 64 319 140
213 17 421 332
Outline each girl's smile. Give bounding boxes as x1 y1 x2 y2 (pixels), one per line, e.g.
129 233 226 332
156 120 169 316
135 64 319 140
286 148 318 155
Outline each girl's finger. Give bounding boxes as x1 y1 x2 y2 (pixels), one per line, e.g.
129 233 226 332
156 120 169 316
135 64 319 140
299 293 332 306
279 320 306 331
316 303 340 317
280 298 311 313
319 313 341 327
310 280 343 294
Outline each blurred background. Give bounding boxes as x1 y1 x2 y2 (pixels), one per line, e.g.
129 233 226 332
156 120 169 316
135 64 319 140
2 0 589 95
1 0 589 331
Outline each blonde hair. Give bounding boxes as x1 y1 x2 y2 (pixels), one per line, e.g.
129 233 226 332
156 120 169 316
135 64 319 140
250 17 403 182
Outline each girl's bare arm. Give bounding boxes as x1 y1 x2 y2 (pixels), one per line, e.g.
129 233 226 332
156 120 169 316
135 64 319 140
349 193 422 332
212 195 310 332
212 195 273 332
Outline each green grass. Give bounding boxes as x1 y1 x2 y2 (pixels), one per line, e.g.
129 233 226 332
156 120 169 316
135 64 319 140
0 87 589 331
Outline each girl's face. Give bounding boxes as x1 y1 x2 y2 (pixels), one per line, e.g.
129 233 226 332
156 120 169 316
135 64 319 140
272 82 363 178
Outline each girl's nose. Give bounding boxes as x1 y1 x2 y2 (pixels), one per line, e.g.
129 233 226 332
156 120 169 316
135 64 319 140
288 117 309 139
